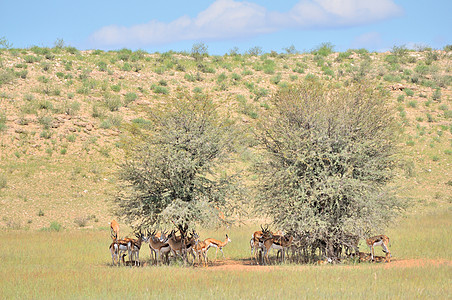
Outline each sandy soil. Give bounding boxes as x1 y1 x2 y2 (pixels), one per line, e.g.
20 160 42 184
193 258 452 271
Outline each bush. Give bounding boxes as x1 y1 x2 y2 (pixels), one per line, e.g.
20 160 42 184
263 59 275 74
0 112 6 132
74 216 89 227
415 63 429 75
99 119 112 129
184 73 196 82
97 61 108 72
42 221 63 232
40 130 53 139
270 74 282 85
255 81 404 260
405 89 414 96
311 42 334 56
0 173 7 189
115 95 240 230
24 55 39 63
111 84 121 92
407 100 417 108
432 88 441 101
191 42 208 61
231 73 241 82
247 46 263 56
124 92 138 105
66 134 76 142
0 69 15 86
104 94 122 111
152 86 169 95
217 73 227 84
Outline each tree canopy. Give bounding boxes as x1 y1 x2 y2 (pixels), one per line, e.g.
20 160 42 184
255 81 405 258
115 95 240 230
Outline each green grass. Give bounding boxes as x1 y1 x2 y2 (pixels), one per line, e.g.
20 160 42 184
0 212 450 299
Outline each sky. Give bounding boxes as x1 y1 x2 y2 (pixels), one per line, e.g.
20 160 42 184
1 0 451 54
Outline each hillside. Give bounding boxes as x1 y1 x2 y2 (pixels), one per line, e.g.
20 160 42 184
0 46 451 230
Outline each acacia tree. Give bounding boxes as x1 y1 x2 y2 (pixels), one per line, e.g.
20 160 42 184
255 81 405 259
115 95 240 231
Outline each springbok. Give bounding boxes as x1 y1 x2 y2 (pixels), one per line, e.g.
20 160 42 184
167 230 197 263
204 234 231 261
192 234 209 267
147 230 172 265
366 235 391 262
110 220 120 240
128 231 146 266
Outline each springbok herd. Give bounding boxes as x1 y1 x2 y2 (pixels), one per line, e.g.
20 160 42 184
109 220 391 267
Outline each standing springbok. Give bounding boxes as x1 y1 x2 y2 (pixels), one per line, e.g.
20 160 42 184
110 220 120 240
204 234 231 261
128 231 146 266
366 235 391 262
147 230 172 265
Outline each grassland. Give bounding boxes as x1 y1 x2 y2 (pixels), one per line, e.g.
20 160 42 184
0 45 451 298
0 211 450 299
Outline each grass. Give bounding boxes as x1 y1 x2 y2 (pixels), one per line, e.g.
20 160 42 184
0 211 450 299
0 46 451 297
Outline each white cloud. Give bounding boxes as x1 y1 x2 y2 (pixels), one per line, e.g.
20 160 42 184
351 32 384 50
89 0 403 47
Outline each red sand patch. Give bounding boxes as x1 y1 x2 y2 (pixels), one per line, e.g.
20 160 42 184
196 258 452 271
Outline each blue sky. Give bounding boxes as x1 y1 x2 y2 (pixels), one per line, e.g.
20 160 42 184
1 0 451 54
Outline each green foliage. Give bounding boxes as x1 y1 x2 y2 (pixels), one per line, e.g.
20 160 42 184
97 61 108 72
0 112 7 132
66 134 76 142
152 85 169 95
283 45 298 54
336 51 352 61
117 48 132 61
0 68 16 86
407 100 417 108
263 59 275 74
247 46 263 56
41 221 63 232
0 36 12 49
255 82 404 259
116 96 241 229
228 46 240 56
390 45 409 61
311 42 334 57
0 173 7 189
217 72 227 84
415 62 429 75
124 92 138 105
405 89 414 96
231 72 241 83
270 73 282 85
432 88 441 101
103 94 122 111
24 55 39 64
111 84 121 92
191 42 208 61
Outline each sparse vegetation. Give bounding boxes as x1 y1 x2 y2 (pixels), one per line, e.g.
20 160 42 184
0 44 450 296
